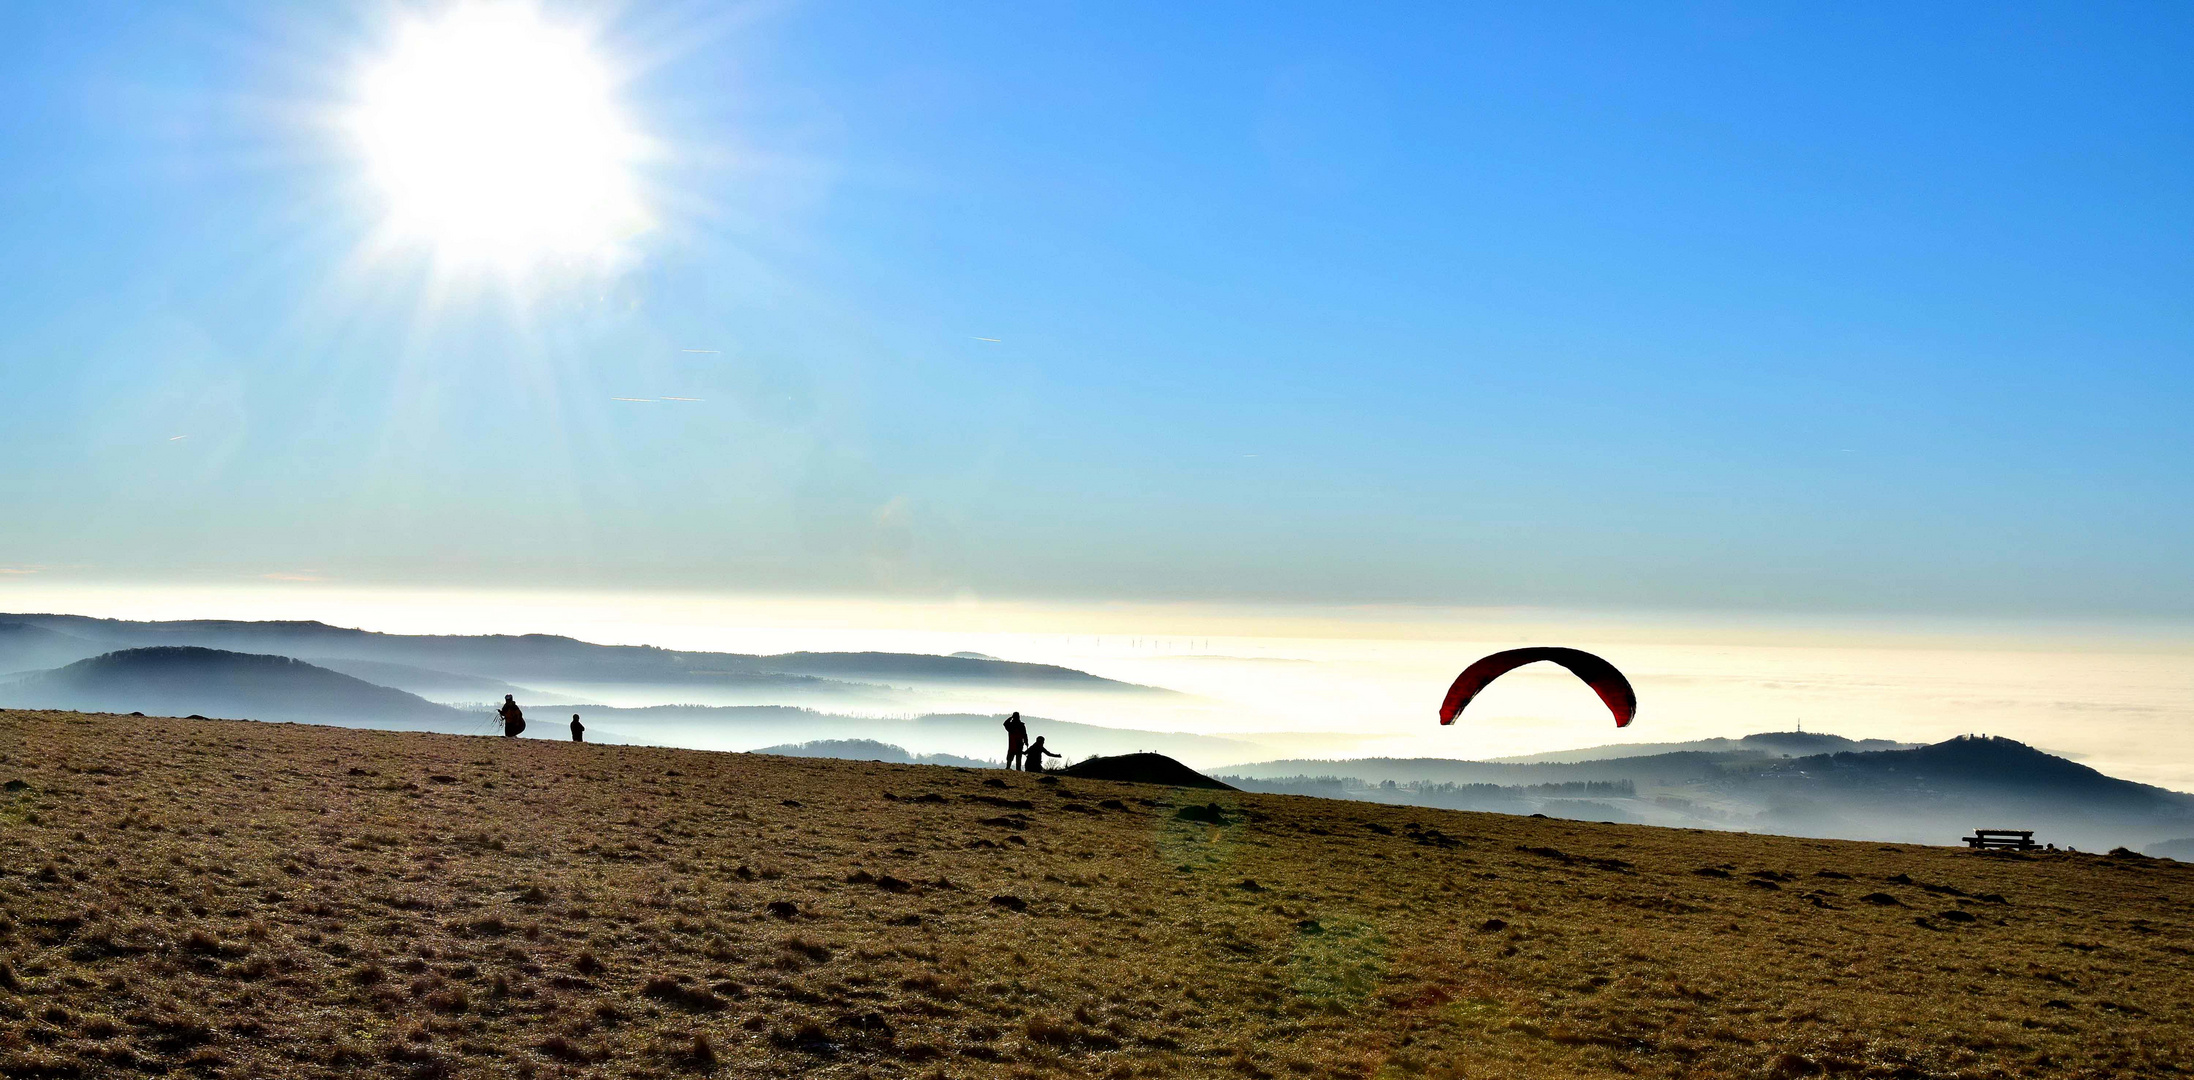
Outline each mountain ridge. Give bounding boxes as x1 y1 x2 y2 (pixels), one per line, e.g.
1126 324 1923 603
1487 730 1913 764
0 613 1164 695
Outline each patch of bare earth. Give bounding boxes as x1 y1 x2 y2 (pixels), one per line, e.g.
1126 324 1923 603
1 708 2190 1078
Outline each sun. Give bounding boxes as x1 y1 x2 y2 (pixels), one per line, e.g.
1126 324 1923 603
350 3 650 269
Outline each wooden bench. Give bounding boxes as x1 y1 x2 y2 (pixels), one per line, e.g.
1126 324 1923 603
1962 828 2038 850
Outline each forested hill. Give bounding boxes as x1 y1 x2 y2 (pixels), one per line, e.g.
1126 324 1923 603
0 647 463 727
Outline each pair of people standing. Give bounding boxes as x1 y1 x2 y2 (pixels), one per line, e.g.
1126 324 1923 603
1002 711 1060 772
497 695 585 742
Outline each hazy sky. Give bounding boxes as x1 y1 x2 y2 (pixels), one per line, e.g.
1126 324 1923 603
3 2 2190 616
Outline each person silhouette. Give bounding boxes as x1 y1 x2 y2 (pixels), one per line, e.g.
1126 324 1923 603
1021 735 1060 773
1003 711 1027 770
570 713 585 743
498 695 525 738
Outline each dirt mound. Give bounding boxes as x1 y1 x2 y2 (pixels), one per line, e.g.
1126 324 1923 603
1062 752 1235 790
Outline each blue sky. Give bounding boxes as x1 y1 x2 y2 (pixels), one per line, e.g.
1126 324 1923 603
1 1 2190 616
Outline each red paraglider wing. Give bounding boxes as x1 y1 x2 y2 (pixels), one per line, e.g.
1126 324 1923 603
1438 647 1635 728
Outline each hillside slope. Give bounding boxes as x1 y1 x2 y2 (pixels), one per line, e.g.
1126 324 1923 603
0 648 466 728
1 709 2189 1079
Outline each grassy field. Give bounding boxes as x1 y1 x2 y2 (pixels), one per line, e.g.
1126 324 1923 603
2 709 2190 1079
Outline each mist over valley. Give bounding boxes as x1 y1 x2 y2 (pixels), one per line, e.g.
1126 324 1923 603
6 615 2191 856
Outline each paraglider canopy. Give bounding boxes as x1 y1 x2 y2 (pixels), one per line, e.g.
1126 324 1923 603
1438 647 1636 728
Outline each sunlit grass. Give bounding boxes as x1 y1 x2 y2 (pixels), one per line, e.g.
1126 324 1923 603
2 707 2190 1077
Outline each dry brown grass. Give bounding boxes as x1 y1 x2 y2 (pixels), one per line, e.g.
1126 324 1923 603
1 708 2190 1079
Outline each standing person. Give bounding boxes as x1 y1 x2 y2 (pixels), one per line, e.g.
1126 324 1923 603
498 695 525 738
1021 735 1060 773
1003 711 1027 770
569 713 585 743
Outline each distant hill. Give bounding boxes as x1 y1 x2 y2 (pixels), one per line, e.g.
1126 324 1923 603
0 614 1165 696
1222 734 2194 850
752 739 991 769
757 651 1166 688
302 658 549 704
1767 735 2185 808
1738 735 2194 848
1220 750 1749 787
1222 733 1919 789
0 647 466 728
2149 837 2194 861
1489 731 1913 764
0 621 104 675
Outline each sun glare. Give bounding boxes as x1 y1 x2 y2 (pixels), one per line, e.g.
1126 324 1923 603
351 3 649 269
